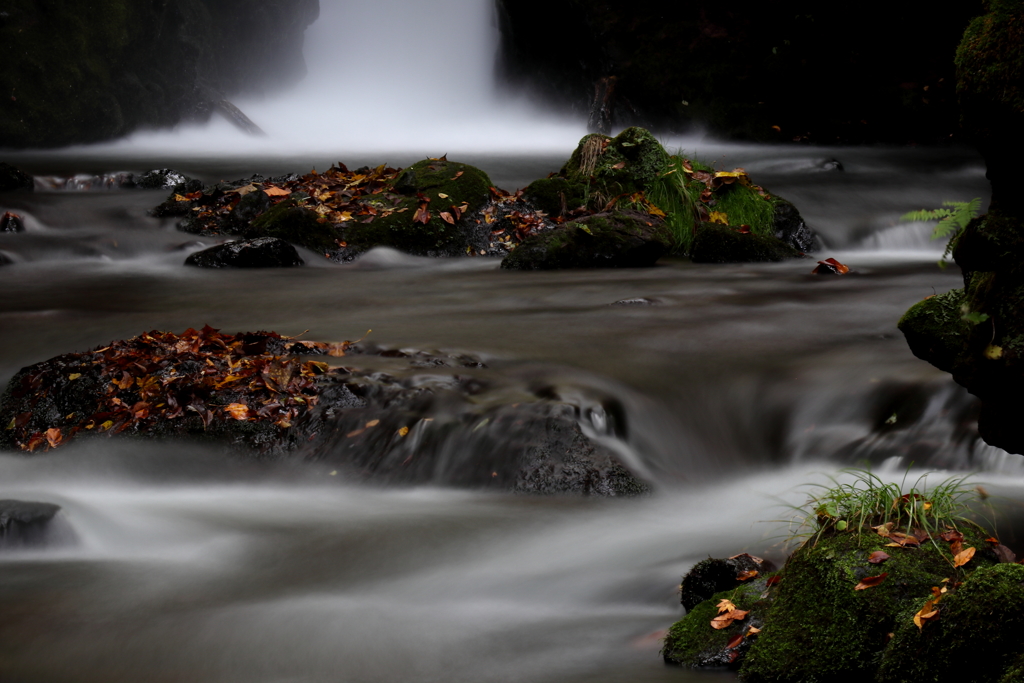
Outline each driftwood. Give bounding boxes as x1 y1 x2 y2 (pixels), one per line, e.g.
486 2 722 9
214 99 266 136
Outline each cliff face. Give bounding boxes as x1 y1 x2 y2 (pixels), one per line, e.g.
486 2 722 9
0 0 319 149
497 1 984 144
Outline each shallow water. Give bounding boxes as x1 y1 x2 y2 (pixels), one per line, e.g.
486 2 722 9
2 139 1022 682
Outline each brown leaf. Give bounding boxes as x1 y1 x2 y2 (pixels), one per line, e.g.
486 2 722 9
993 544 1017 563
711 609 749 630
413 203 431 225
451 171 464 180
440 211 455 225
939 530 964 543
611 161 626 170
868 551 891 564
263 186 291 197
736 570 759 581
725 634 744 650
45 427 62 449
873 522 894 538
854 573 888 590
747 626 761 635
953 547 976 568
765 575 781 587
224 403 253 421
914 596 941 630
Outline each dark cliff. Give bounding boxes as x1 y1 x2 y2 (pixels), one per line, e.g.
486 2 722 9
0 0 319 149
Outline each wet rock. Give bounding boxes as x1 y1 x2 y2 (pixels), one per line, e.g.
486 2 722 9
0 162 33 192
773 198 819 252
0 332 649 496
1 210 25 232
184 237 304 268
135 169 195 191
690 222 802 263
501 210 672 270
679 554 775 611
0 500 61 548
231 189 272 225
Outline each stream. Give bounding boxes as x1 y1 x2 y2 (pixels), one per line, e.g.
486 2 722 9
2 140 1023 683
2 1 1023 678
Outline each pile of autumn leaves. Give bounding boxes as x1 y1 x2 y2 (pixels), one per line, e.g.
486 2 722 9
7 326 348 452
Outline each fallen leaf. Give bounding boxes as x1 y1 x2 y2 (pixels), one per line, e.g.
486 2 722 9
440 211 455 225
711 609 749 630
725 634 744 649
224 403 252 421
868 551 891 564
854 573 888 590
438 193 449 199
398 426 410 437
765 575 781 587
717 599 737 614
263 186 291 197
611 162 626 170
709 211 729 225
873 522 894 538
747 626 761 635
813 257 850 275
365 419 380 428
68 373 81 381
737 570 759 581
953 547 976 568
45 427 62 448
451 171 464 180
413 203 431 225
939 530 964 543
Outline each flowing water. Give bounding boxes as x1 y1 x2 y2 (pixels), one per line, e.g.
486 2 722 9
4 2 1024 681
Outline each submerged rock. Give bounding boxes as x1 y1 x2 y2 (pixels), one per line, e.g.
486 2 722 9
500 210 672 270
1 211 25 232
0 500 62 549
0 162 33 192
0 329 648 496
690 222 802 263
184 237 305 268
134 169 196 191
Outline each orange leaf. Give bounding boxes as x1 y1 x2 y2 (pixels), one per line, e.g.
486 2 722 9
413 204 431 225
711 609 749 630
953 547 976 568
737 570 759 581
224 403 253 421
440 211 455 225
854 573 888 590
45 427 62 449
765 575 781 587
914 596 941 630
264 186 291 197
716 599 737 614
747 626 761 635
868 551 890 564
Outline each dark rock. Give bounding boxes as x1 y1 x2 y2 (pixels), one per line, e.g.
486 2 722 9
246 199 337 254
690 222 803 263
0 335 648 496
773 198 819 252
1 211 25 232
522 176 586 218
0 162 33 192
0 251 12 266
231 189 272 225
0 500 62 548
135 169 194 191
679 553 776 611
501 210 672 270
184 237 304 268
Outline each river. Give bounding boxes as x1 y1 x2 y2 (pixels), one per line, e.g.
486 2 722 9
2 138 1022 683
2 0 1022 678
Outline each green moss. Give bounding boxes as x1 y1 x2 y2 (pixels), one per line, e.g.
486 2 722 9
740 529 995 682
663 579 773 668
954 214 1024 275
522 177 588 217
562 127 670 202
898 289 970 373
250 199 341 254
339 159 493 256
689 222 799 263
500 210 672 270
956 1 1024 140
877 563 1024 683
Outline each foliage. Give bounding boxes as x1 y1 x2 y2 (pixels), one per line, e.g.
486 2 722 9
787 468 983 548
901 198 982 267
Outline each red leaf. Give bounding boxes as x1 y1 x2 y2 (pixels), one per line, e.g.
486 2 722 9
868 551 890 564
766 575 781 587
854 573 888 590
725 634 744 650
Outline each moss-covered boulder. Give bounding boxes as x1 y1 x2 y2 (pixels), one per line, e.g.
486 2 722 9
500 210 672 270
877 563 1024 683
898 288 970 374
690 222 802 263
664 526 1006 681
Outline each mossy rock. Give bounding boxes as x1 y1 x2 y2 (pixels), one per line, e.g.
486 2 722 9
249 198 340 254
953 213 1024 275
689 222 802 263
337 159 494 258
500 210 671 270
522 177 588 218
877 563 1024 683
562 127 669 199
739 529 997 682
663 576 775 669
898 288 970 374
